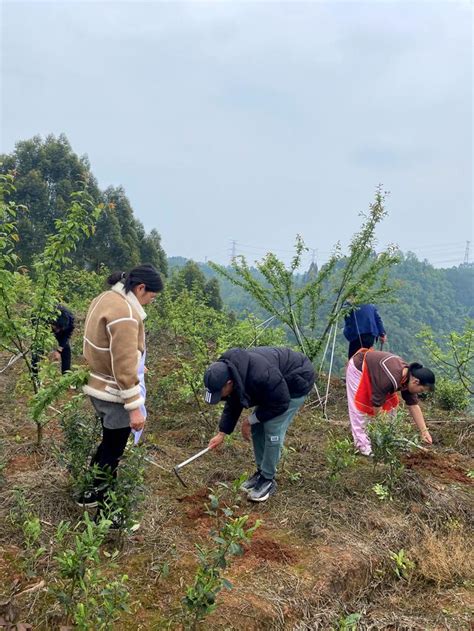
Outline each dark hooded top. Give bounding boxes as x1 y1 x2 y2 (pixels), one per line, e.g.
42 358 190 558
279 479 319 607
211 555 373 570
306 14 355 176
53 305 75 347
343 303 385 342
216 347 315 434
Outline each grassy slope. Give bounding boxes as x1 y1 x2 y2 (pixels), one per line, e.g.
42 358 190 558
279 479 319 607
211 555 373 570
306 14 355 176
0 339 473 630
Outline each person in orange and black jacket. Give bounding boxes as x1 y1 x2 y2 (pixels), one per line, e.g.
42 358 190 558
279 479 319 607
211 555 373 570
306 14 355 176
346 348 435 456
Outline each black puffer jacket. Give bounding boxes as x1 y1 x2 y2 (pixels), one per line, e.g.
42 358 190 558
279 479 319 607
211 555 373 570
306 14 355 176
217 347 315 434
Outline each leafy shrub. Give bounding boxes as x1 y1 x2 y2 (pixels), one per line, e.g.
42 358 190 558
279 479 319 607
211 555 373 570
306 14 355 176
10 488 46 576
53 395 102 497
367 410 417 489
183 484 261 629
51 512 130 630
435 378 470 411
101 443 146 534
372 482 391 501
337 612 362 631
325 436 357 482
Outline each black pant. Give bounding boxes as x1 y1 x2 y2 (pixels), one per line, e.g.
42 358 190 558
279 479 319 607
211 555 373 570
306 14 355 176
348 334 375 359
90 422 131 492
31 338 72 375
59 340 71 373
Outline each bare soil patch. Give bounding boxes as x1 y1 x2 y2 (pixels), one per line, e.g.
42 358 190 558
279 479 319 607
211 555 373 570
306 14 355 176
403 450 473 485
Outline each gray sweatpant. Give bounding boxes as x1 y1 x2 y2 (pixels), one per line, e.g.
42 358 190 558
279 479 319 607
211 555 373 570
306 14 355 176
251 395 306 480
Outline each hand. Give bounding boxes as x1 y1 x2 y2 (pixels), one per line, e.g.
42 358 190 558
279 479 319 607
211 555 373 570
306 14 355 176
420 428 432 445
129 408 146 431
208 432 226 450
241 418 251 442
51 350 61 362
380 334 387 342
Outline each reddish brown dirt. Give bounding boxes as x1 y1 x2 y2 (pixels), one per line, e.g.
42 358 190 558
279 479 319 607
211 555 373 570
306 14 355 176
177 487 210 505
244 537 299 564
0 546 22 588
6 453 44 476
177 487 211 520
403 451 473 485
185 506 207 520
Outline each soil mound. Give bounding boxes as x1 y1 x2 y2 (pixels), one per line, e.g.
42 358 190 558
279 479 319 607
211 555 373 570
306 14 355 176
245 537 299 564
403 450 473 485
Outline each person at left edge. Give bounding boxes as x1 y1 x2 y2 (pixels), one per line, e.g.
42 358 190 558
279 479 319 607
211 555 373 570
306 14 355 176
51 305 75 373
31 304 75 377
204 347 315 503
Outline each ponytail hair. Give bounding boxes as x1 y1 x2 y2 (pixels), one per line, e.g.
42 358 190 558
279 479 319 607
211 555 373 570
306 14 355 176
107 264 164 294
107 270 127 286
408 362 435 390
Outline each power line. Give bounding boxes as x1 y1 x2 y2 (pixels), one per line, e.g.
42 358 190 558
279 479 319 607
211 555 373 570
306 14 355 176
391 241 464 250
232 240 333 256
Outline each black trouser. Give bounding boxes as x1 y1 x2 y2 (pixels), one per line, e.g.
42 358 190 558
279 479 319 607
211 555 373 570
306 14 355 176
31 337 71 375
59 340 71 373
90 422 131 494
348 334 375 359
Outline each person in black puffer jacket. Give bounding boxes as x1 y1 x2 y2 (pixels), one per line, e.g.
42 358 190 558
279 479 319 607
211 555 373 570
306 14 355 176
204 347 315 503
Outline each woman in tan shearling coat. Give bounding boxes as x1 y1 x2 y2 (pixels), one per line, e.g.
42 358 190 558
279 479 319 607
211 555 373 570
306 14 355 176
80 264 163 519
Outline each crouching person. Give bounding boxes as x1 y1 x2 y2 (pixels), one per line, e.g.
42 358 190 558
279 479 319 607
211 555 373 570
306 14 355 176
346 348 435 456
204 347 315 503
80 264 163 520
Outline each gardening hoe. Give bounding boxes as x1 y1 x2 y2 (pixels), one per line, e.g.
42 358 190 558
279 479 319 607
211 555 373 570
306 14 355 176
173 447 210 488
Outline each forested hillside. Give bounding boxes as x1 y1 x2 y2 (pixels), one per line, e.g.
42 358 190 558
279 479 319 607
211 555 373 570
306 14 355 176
0 135 167 275
1 133 471 373
0 148 472 630
169 255 473 371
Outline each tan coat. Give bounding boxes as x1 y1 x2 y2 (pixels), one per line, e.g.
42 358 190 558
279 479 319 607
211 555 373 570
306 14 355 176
83 283 146 410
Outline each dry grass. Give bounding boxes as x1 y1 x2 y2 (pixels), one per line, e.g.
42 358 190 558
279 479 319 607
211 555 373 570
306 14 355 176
0 347 473 630
411 527 474 587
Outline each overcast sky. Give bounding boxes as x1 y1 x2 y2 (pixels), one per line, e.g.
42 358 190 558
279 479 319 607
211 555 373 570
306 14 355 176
1 1 472 268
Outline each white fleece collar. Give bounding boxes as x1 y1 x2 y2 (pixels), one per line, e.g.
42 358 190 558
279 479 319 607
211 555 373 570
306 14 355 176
111 282 147 320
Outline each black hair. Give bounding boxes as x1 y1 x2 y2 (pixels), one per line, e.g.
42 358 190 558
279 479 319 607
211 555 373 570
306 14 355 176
107 264 164 294
408 362 435 389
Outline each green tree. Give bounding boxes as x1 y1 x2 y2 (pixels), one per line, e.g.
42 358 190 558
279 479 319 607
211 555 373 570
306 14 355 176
0 134 100 268
204 278 223 311
0 171 102 444
418 319 474 396
93 186 141 270
138 227 168 277
1 134 168 273
211 188 399 363
169 260 223 311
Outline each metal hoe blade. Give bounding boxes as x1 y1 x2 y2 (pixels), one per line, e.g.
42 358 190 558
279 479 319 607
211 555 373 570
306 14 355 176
172 447 211 488
173 466 188 488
